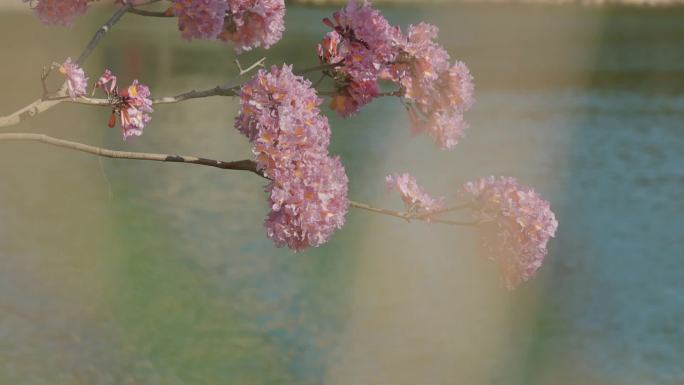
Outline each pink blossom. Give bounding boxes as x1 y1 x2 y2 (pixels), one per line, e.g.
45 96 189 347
462 177 558 289
386 173 444 215
328 76 379 118
317 0 399 116
58 57 87 100
266 154 349 251
381 23 449 101
382 23 475 149
219 0 286 53
93 70 153 140
236 65 330 168
174 0 229 40
118 80 153 139
322 0 399 66
237 65 348 250
24 0 89 26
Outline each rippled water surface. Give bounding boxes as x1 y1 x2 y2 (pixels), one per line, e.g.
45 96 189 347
0 4 683 385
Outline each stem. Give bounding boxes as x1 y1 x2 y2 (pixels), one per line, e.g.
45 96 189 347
414 203 472 220
127 8 173 17
349 201 479 226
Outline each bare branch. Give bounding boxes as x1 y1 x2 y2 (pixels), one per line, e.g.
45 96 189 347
44 84 239 107
76 3 133 66
0 133 479 226
0 133 262 176
0 99 63 128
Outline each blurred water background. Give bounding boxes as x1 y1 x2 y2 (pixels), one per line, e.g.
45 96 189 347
0 3 683 385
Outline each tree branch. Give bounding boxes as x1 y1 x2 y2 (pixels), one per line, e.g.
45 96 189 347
0 4 133 128
77 3 133 66
0 133 262 176
45 84 240 107
0 133 479 226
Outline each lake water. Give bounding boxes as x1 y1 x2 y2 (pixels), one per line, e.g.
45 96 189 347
0 4 683 385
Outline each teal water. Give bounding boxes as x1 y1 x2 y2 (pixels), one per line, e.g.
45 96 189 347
0 4 683 385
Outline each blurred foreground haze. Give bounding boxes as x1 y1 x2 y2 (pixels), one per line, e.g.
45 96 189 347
0 2 683 385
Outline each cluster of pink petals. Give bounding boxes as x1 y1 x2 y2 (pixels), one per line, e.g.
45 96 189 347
24 0 89 26
462 176 558 289
93 70 153 140
318 2 475 148
382 23 474 149
59 57 88 100
220 0 285 53
386 173 444 215
173 0 285 52
317 0 400 116
236 65 349 251
174 0 229 40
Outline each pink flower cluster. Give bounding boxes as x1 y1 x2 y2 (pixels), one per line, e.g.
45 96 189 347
59 57 88 100
173 0 285 52
93 69 153 140
174 0 229 40
386 173 444 215
236 65 349 251
24 0 89 26
385 25 474 149
318 1 474 149
220 0 285 52
317 0 400 117
462 176 558 289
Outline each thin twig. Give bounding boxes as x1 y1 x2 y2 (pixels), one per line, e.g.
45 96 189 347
235 57 266 76
312 73 327 89
414 203 472 220
349 201 479 226
0 5 133 128
76 3 133 65
127 8 173 17
152 86 239 104
46 84 239 107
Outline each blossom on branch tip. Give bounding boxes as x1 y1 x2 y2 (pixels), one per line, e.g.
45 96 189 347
462 176 558 289
220 0 286 53
174 0 229 40
266 154 349 251
383 23 475 149
172 0 285 52
237 65 348 250
93 70 153 140
317 0 400 116
386 173 444 216
59 57 87 100
24 0 89 26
